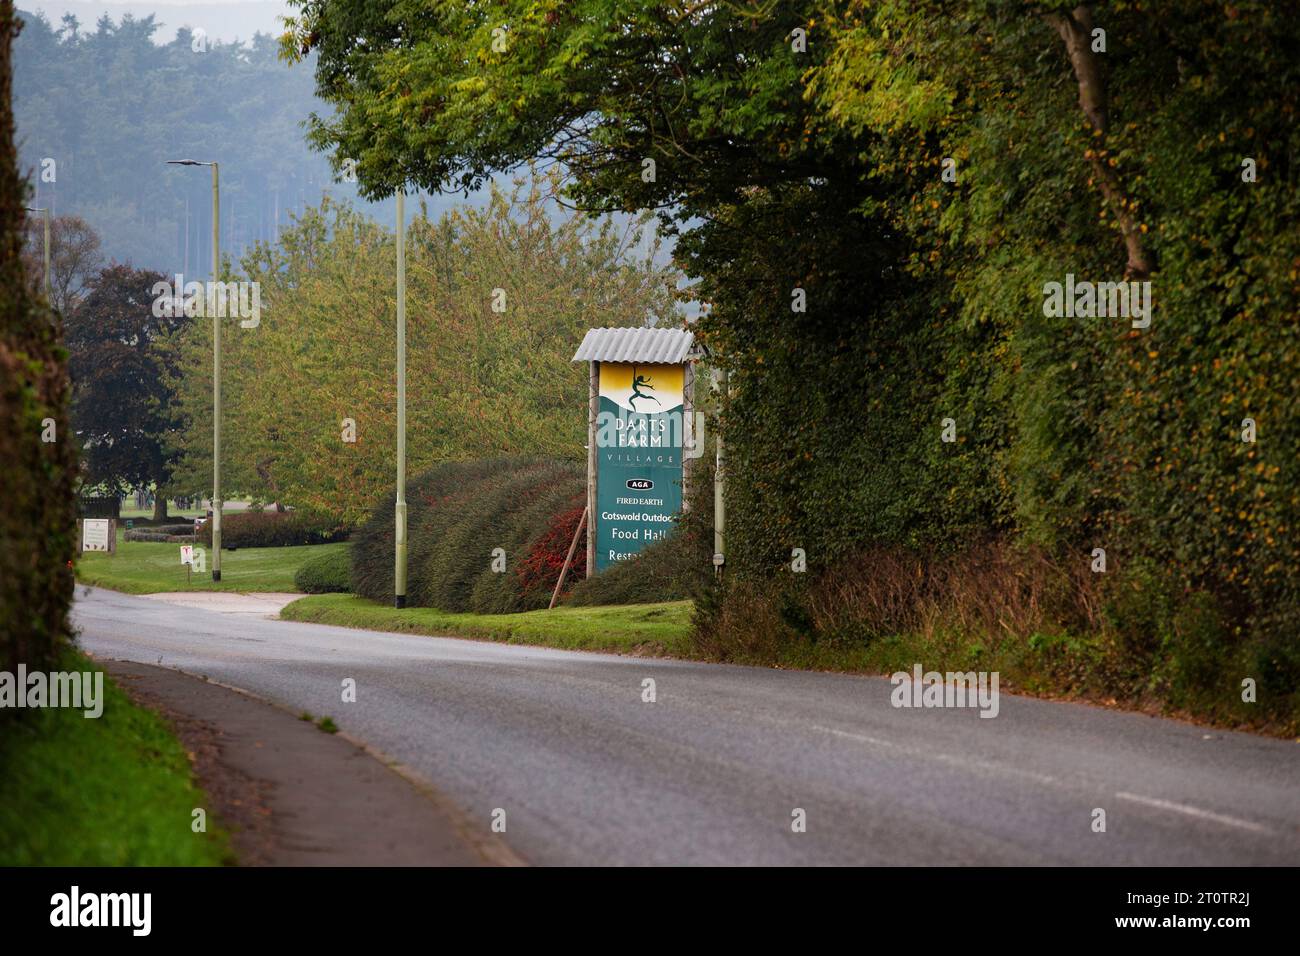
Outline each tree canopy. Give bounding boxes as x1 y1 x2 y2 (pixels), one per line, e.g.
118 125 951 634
166 169 678 524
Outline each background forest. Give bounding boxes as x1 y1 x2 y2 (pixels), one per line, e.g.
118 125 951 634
13 8 458 274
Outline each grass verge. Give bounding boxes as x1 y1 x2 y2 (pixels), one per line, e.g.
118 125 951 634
693 606 1300 737
76 535 347 594
280 593 694 656
0 649 232 865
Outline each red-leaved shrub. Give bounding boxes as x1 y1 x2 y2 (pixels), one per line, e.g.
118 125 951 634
516 504 587 606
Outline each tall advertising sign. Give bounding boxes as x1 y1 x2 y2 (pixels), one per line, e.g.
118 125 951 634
595 362 684 571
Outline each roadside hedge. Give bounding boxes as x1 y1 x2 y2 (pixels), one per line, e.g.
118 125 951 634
351 458 586 613
351 456 715 613
294 548 352 594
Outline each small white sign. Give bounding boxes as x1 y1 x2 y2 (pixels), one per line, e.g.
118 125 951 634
82 519 111 552
180 545 194 565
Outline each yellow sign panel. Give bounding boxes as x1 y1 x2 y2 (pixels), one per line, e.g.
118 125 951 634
598 363 684 414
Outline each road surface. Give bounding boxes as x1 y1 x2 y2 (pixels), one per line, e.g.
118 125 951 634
73 587 1300 865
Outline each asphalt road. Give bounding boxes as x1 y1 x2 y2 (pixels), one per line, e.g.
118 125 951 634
73 587 1300 865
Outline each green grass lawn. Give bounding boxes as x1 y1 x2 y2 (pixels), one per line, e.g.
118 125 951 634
0 650 232 866
76 534 346 594
281 593 695 656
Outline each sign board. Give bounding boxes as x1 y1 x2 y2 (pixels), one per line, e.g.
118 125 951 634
594 362 684 571
180 545 194 565
81 518 113 553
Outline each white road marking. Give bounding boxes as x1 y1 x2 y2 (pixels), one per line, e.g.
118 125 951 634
812 724 1057 785
812 725 898 749
1115 791 1271 834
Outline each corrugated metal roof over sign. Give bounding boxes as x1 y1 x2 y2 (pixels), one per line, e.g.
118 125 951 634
571 326 695 364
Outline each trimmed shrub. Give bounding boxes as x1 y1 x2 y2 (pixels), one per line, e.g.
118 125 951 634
470 478 584 614
412 461 571 611
351 459 504 602
124 530 195 543
514 503 588 609
351 458 585 612
125 523 194 543
564 533 692 606
352 457 715 612
151 523 197 536
196 510 350 549
294 548 352 594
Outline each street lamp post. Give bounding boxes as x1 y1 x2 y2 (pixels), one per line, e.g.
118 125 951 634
712 366 727 575
166 160 222 581
24 206 50 302
394 191 407 608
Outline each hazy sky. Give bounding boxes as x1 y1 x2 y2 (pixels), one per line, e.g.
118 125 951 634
23 0 293 44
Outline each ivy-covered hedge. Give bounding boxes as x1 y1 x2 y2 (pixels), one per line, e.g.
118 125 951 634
0 7 78 682
675 5 1300 731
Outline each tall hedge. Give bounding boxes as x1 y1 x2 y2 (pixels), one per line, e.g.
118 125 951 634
0 2 78 679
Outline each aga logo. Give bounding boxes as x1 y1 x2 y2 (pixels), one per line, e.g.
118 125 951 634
626 479 654 491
